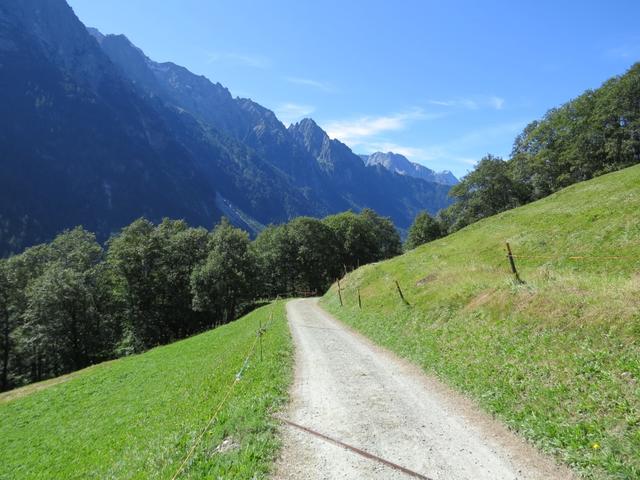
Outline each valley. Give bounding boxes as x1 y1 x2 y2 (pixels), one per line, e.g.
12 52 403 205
1 1 639 479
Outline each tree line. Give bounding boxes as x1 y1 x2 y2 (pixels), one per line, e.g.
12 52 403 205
0 209 401 392
402 62 640 251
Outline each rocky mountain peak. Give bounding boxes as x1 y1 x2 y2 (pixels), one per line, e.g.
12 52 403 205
367 151 415 172
86 27 105 44
288 118 330 154
362 151 458 186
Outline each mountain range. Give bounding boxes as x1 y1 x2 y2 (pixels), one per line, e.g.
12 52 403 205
0 0 454 255
360 152 458 185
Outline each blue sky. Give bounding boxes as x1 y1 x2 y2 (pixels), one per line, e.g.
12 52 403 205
68 0 640 177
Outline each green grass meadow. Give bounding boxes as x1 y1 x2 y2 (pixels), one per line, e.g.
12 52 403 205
322 165 640 479
0 301 293 480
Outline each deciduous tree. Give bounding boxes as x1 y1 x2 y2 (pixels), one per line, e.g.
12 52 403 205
405 211 442 250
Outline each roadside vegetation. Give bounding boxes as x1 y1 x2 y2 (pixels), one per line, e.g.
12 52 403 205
322 165 640 479
0 301 292 479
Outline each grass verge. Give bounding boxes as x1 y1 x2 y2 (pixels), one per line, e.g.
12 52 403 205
0 301 293 479
321 165 640 479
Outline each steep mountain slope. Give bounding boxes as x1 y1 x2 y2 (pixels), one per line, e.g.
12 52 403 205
0 302 292 478
321 165 640 479
90 31 337 220
91 31 342 191
362 151 458 185
89 28 453 228
0 0 221 255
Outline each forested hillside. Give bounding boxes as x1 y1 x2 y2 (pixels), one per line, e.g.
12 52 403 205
440 62 640 232
0 209 398 392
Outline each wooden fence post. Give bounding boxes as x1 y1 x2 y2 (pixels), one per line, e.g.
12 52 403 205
506 242 523 284
395 280 409 305
259 316 264 362
357 288 362 309
337 278 343 306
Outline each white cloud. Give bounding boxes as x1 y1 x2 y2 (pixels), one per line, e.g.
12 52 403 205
206 52 270 68
275 103 315 125
428 98 479 109
285 76 334 92
428 95 505 111
325 109 438 145
360 142 428 159
489 96 505 110
323 108 445 171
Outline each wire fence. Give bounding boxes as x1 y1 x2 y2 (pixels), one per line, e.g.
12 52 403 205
332 242 640 309
170 305 280 479
510 254 640 260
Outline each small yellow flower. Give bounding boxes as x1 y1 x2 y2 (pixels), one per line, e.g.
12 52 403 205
592 443 600 450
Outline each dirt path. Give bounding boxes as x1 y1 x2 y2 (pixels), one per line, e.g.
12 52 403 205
273 298 575 480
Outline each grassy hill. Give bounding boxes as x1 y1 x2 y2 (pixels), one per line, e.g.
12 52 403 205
322 165 640 479
0 302 292 479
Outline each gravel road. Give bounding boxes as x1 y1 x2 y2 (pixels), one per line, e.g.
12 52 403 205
273 298 574 480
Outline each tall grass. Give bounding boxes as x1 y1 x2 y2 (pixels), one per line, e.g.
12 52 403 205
0 302 293 479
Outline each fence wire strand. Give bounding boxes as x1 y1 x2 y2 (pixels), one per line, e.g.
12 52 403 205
170 304 279 480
